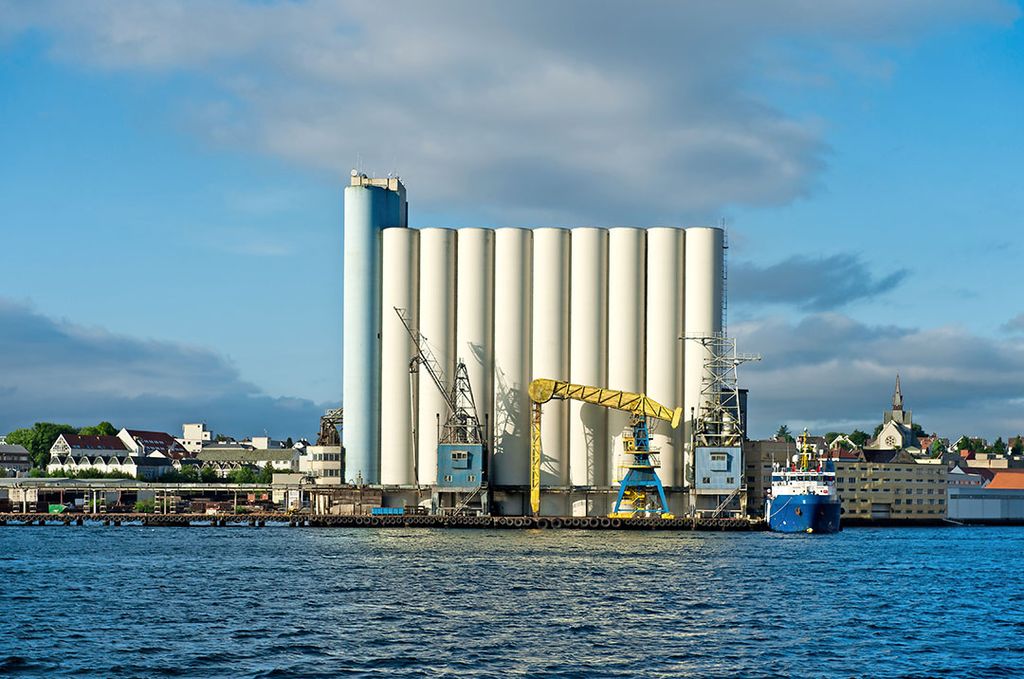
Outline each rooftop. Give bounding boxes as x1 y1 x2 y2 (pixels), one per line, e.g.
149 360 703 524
197 449 297 463
985 471 1024 490
60 434 128 451
0 443 30 456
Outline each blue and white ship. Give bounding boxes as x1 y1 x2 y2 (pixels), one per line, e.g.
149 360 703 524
766 430 841 534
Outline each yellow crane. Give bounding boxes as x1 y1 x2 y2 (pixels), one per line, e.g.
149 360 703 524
527 378 682 517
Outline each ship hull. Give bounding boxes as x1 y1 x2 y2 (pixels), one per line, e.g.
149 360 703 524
767 495 841 534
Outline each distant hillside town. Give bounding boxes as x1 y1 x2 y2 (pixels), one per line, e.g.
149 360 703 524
745 376 1024 523
1 418 342 485
2 377 1024 523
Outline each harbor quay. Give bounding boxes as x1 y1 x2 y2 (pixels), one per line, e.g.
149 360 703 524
0 510 762 531
0 476 758 529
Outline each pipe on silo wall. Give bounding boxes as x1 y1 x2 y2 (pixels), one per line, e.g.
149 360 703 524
456 228 495 461
569 227 609 506
380 228 419 486
417 228 457 485
343 182 404 484
645 227 685 489
531 228 571 492
606 227 646 487
683 226 725 482
492 228 532 488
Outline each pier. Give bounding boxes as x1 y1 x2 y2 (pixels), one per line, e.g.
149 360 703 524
0 512 765 530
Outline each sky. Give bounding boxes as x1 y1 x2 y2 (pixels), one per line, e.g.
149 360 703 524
1 1 1022 441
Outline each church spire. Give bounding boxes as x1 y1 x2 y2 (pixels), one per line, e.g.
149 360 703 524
893 374 903 411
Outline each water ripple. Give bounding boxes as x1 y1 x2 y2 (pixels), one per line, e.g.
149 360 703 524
1 526 1023 677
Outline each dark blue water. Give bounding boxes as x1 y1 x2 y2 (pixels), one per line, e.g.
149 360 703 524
1 526 1022 678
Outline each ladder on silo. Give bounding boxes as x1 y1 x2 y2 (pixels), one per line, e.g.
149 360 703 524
721 220 729 338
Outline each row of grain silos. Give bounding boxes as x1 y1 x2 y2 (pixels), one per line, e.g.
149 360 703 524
343 174 724 509
377 229 723 492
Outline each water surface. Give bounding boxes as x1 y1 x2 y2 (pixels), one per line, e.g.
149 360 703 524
1 526 1021 677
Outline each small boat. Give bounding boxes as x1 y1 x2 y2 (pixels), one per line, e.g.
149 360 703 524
766 429 841 533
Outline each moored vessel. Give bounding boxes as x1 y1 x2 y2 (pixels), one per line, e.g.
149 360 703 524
766 430 841 533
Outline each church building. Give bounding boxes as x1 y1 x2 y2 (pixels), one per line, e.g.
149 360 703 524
865 375 922 453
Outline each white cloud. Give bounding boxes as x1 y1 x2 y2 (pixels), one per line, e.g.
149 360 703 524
2 0 1016 223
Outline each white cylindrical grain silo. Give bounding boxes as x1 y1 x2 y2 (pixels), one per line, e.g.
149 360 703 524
417 227 457 485
684 226 725 477
492 228 532 490
456 228 495 456
606 227 646 486
645 227 685 489
342 176 406 484
380 228 419 485
531 227 571 489
569 227 609 500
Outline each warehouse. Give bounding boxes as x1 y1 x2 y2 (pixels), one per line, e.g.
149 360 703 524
342 172 726 516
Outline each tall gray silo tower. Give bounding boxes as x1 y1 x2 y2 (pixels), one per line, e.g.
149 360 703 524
343 171 407 484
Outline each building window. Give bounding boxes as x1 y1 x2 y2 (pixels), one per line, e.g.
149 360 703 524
726 477 735 484
444 475 453 482
702 477 711 484
468 474 476 482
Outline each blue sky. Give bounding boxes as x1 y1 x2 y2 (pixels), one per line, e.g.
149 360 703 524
1 1 1022 440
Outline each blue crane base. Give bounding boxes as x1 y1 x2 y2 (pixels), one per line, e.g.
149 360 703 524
609 418 674 518
611 462 672 517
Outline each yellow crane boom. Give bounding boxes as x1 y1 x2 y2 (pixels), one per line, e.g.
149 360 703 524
528 378 683 514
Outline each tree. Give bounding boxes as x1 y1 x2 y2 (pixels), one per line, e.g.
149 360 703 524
910 422 927 438
991 437 1007 454
179 464 200 482
45 468 132 480
824 432 844 445
775 425 794 443
284 437 294 448
1011 436 1024 456
956 435 983 453
873 423 884 438
6 422 78 469
256 462 275 484
200 466 221 483
929 439 945 457
228 466 258 484
78 421 117 437
160 466 201 483
848 430 871 447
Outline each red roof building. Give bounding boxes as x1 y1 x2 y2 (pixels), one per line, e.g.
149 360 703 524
52 434 129 454
117 428 190 460
985 470 1024 490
